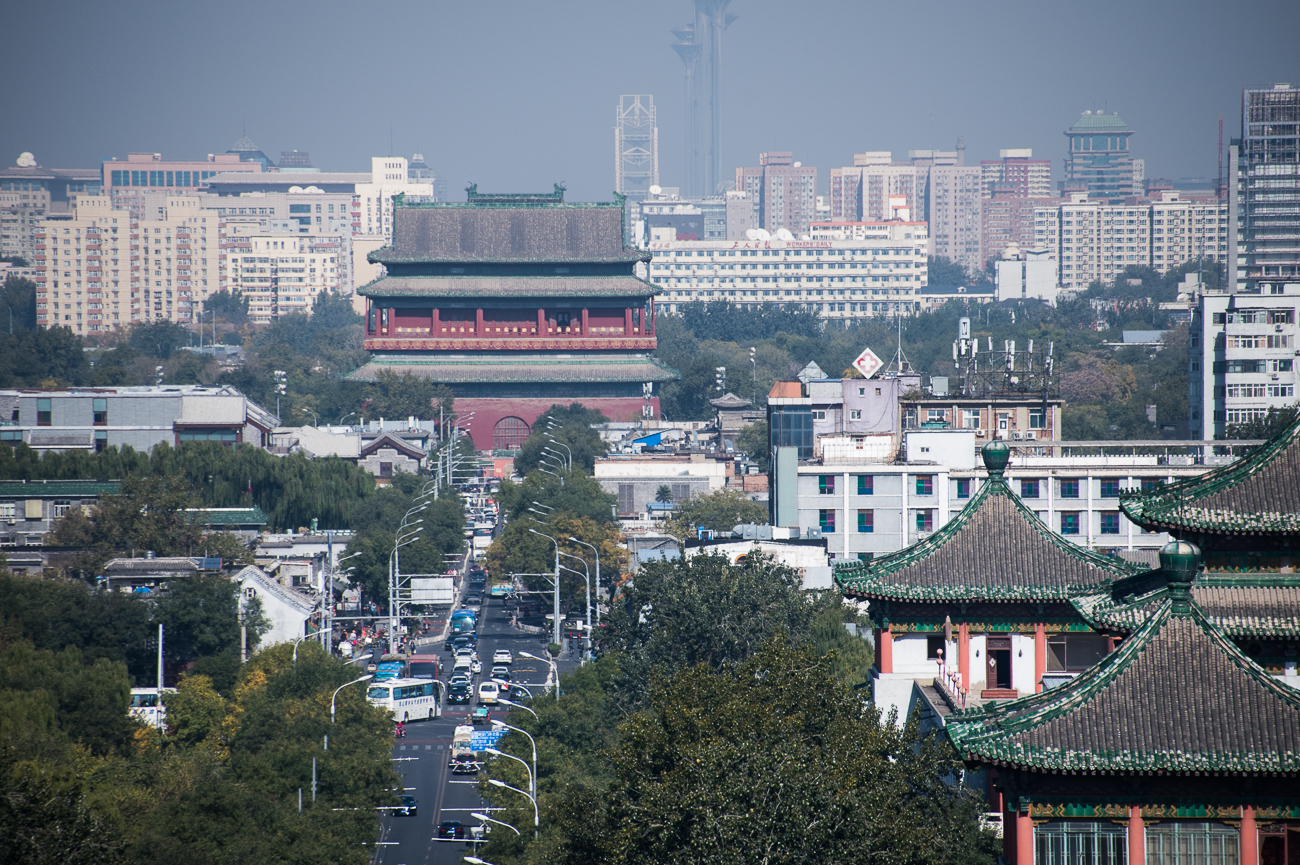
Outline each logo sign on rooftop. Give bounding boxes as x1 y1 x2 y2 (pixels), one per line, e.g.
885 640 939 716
852 347 884 380
469 730 506 750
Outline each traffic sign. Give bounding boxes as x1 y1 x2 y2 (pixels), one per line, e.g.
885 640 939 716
852 347 884 379
469 730 506 750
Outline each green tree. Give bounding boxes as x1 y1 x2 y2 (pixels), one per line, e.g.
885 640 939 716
203 288 249 326
365 369 453 421
513 403 609 474
1222 404 1299 441
665 488 768 540
735 420 770 473
129 320 192 360
927 255 971 286
0 274 37 330
0 323 90 387
655 484 673 503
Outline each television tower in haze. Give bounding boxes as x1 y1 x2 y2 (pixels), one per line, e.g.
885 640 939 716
670 0 737 197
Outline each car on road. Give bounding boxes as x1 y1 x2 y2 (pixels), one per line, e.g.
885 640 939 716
477 682 500 705
492 649 513 665
448 684 472 704
448 672 471 688
470 706 492 726
437 820 466 839
490 666 511 683
450 753 480 774
465 594 483 609
470 658 482 674
395 794 417 817
366 662 378 673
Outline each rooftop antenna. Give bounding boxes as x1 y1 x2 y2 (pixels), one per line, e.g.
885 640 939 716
887 313 912 374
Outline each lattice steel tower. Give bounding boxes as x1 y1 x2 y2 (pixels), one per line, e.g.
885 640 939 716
615 95 660 198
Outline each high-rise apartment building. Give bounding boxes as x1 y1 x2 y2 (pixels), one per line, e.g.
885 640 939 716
981 195 1059 264
217 229 348 322
1229 83 1300 295
615 95 659 199
1034 192 1228 290
980 149 1052 199
1063 111 1137 199
1 155 100 262
928 165 982 274
828 153 924 224
735 152 818 236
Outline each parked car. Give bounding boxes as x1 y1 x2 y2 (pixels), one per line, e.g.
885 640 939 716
396 794 418 817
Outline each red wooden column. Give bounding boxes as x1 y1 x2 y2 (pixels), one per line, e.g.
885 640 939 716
537 307 546 336
580 307 589 335
475 307 484 336
958 622 971 691
1242 805 1257 865
877 623 893 674
1015 809 1033 865
624 307 633 334
1034 623 1047 693
1127 806 1144 865
431 307 440 335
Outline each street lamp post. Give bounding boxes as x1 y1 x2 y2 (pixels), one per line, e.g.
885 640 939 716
471 812 520 836
557 552 590 661
518 651 559 703
329 675 373 735
527 529 562 647
485 747 533 798
543 435 572 470
568 537 602 628
490 720 537 799
486 778 538 839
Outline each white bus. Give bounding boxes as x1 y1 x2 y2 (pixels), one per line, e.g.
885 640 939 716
366 677 440 722
129 687 175 728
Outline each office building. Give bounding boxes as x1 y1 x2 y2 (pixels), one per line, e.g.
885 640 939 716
615 95 659 199
635 187 753 243
1033 192 1228 291
980 149 1052 199
647 219 928 319
1189 285 1300 439
1229 83 1300 295
345 186 676 450
0 153 100 262
735 152 818 236
1063 110 1138 199
928 165 982 274
102 151 260 218
0 385 277 453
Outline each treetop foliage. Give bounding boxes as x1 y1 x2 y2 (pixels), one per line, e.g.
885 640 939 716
512 403 609 475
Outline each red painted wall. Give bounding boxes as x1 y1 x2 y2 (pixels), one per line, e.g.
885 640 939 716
457 397 658 450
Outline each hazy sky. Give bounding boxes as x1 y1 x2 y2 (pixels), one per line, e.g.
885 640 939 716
3 0 1298 201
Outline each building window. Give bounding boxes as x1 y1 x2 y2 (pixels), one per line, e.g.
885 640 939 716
94 430 107 453
1059 479 1079 498
493 416 530 452
857 509 873 533
915 475 933 495
1100 479 1121 498
51 500 72 519
1034 821 1127 865
1061 512 1080 534
961 409 980 429
1020 479 1040 498
856 475 873 495
36 398 51 426
915 509 933 532
818 509 835 533
617 484 634 514
956 478 970 499
1140 477 1162 493
1100 512 1121 534
93 398 107 426
1028 409 1045 430
1146 822 1239 865
848 409 861 420
379 461 393 477
818 475 836 495
926 635 946 660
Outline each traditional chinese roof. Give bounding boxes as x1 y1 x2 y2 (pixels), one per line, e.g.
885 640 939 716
189 507 269 527
1073 575 1300 637
369 188 644 266
836 441 1139 602
357 275 658 300
359 434 427 461
1121 416 1300 536
0 479 121 498
345 354 678 385
948 544 1300 775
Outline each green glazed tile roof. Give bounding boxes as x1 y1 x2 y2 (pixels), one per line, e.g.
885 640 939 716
1066 112 1132 133
1073 575 1300 637
345 355 678 384
0 480 121 497
947 598 1300 774
356 275 659 300
1121 415 1300 534
192 507 268 526
835 474 1139 602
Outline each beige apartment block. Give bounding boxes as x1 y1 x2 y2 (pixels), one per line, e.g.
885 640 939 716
219 227 348 323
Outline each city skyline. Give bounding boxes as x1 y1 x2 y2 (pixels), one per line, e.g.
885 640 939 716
2 0 1298 203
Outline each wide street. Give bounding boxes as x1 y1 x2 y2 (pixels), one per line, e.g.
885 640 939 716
371 588 580 865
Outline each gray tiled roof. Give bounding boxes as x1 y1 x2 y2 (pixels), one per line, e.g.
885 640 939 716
837 476 1139 601
374 204 641 264
357 275 658 299
345 355 677 384
947 600 1300 773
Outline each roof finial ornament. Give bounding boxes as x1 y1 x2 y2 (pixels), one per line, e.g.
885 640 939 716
1158 540 1201 615
981 440 1010 477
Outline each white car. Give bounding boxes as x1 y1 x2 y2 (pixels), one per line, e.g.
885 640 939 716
477 682 500 705
492 649 513 665
470 659 482 675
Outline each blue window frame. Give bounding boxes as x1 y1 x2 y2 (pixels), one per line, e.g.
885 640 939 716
857 475 873 495
818 509 835 533
1021 479 1040 498
1100 512 1120 534
1060 479 1079 498
1061 512 1080 535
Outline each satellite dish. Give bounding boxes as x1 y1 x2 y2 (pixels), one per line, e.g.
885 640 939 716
288 186 304 193
793 161 802 167
753 228 771 241
16 152 36 168
649 184 662 195
774 228 794 241
304 185 322 193
745 229 759 241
